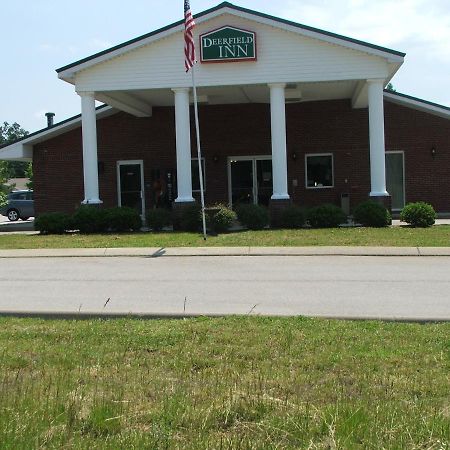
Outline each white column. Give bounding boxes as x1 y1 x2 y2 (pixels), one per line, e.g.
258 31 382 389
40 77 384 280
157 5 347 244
79 91 102 204
368 79 389 197
269 83 290 200
172 88 194 203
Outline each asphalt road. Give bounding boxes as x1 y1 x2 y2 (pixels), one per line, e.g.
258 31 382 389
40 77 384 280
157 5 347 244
0 256 449 320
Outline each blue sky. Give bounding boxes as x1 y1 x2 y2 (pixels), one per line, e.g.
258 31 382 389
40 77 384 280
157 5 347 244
2 0 449 132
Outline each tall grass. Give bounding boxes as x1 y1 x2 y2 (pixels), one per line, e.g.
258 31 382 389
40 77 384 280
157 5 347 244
0 317 449 448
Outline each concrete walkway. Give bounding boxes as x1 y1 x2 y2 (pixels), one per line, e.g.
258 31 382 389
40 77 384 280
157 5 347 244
1 246 450 258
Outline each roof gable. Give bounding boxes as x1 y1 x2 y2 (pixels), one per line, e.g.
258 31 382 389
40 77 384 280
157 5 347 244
57 2 404 83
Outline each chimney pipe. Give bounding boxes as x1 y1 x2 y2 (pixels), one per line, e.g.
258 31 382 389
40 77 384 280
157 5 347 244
45 112 55 128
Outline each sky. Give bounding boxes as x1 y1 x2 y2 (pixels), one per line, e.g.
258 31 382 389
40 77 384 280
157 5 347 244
1 0 449 132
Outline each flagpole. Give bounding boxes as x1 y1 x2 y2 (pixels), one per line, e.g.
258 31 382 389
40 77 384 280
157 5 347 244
191 64 207 240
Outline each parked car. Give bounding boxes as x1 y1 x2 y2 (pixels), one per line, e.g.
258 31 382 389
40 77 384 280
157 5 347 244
0 190 34 221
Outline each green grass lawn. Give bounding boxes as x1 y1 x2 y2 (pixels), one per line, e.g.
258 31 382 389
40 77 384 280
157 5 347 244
0 317 449 449
0 225 450 249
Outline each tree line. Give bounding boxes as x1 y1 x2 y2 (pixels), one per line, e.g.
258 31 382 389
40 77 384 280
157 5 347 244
0 122 31 207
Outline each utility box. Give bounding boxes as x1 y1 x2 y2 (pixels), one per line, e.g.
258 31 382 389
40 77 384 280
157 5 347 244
341 193 350 216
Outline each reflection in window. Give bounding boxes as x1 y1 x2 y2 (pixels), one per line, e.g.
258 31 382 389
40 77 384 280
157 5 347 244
306 154 334 188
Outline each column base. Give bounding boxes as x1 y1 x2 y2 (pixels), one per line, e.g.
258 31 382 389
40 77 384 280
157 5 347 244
172 200 196 230
82 199 103 206
369 194 392 213
269 198 292 228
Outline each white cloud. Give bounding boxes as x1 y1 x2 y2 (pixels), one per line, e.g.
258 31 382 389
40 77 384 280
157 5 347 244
279 0 450 104
281 0 450 61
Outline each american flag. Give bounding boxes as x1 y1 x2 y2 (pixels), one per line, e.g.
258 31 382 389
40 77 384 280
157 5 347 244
184 0 196 72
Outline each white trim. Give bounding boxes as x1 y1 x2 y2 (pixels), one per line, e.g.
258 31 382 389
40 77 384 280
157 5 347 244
386 150 405 211
227 155 272 207
384 92 450 120
305 153 334 189
116 160 146 219
96 93 152 117
0 143 32 161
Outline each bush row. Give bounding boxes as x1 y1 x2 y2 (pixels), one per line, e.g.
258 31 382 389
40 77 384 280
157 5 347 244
35 200 437 234
35 206 142 234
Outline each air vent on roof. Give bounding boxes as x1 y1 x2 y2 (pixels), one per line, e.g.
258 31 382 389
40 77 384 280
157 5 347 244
45 112 55 128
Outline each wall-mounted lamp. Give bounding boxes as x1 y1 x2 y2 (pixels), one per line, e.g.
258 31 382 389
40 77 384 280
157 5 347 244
292 152 298 161
213 155 219 163
431 147 437 159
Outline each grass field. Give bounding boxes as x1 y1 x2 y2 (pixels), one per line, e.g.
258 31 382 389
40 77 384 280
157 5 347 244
0 317 449 449
0 225 450 249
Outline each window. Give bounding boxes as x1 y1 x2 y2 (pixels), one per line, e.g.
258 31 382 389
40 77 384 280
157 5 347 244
305 154 334 188
191 158 206 192
10 192 27 200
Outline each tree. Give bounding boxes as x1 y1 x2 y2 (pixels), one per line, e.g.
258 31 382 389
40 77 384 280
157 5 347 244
386 82 396 92
0 122 28 146
0 163 8 207
25 162 33 190
0 122 29 206
0 122 30 178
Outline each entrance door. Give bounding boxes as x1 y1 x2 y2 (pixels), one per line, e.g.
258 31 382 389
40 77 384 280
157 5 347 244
386 152 405 210
117 160 145 217
228 157 273 207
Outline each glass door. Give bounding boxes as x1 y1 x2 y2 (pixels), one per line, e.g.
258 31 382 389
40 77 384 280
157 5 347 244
228 157 273 207
386 152 405 210
230 159 254 206
117 161 145 217
256 159 273 206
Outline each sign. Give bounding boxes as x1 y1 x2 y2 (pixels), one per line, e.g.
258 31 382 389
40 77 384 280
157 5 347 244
200 26 257 63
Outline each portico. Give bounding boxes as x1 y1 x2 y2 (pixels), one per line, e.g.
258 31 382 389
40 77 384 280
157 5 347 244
53 2 402 218
16 3 450 221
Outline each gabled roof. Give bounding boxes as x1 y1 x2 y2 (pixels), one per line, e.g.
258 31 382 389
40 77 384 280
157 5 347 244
384 91 450 119
0 105 113 151
56 1 405 80
0 105 115 161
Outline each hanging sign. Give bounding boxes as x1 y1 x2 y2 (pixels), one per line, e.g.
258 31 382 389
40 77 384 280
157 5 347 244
200 26 257 63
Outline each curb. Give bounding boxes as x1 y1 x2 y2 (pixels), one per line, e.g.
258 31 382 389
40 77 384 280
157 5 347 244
1 246 450 258
0 310 448 323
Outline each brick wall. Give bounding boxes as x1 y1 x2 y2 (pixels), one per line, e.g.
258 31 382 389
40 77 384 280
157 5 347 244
33 99 450 216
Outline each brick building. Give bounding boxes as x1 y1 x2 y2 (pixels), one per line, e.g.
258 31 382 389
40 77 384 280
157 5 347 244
1 2 449 218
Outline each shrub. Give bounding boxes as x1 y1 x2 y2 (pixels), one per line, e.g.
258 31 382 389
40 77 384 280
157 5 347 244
179 204 204 232
0 191 7 208
147 208 172 231
400 202 436 227
106 207 142 232
307 204 347 228
279 206 305 229
353 201 391 227
72 205 109 234
235 204 269 230
35 212 70 234
209 204 237 233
